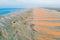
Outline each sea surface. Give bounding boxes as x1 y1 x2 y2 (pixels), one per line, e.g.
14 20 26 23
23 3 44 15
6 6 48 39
0 8 24 16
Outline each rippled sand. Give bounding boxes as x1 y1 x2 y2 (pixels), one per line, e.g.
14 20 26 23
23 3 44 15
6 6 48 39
0 8 60 40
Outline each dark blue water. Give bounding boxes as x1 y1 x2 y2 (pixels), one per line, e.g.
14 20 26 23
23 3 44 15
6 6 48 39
0 8 24 15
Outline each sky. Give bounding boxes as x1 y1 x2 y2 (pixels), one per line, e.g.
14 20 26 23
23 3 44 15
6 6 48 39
0 0 60 8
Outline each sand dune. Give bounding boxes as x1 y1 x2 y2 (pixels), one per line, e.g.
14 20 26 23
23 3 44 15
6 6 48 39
0 8 60 40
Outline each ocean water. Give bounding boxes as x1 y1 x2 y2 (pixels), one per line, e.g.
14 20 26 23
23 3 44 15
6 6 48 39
0 8 24 16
